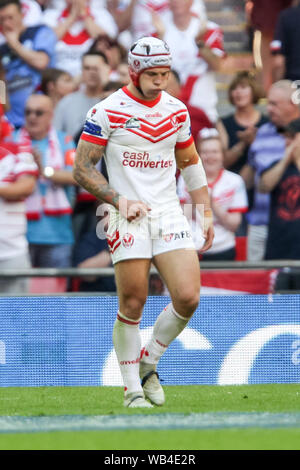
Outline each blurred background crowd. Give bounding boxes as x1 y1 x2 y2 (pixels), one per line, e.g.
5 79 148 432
1 0 300 294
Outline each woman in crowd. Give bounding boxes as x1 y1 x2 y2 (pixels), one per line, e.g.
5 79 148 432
217 71 267 179
40 68 75 108
178 130 248 261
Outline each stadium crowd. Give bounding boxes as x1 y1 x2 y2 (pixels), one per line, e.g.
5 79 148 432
1 0 300 293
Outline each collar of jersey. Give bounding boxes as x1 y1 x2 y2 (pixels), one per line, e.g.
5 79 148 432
208 168 224 188
122 86 162 108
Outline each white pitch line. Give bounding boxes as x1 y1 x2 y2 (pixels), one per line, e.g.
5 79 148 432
0 413 300 434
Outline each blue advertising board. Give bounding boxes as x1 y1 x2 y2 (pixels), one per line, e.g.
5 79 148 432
0 295 300 387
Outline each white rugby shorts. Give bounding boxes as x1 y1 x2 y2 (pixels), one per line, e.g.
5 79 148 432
106 207 196 264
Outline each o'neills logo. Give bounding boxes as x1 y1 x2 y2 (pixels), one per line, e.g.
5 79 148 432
122 151 173 169
145 112 163 118
120 357 140 365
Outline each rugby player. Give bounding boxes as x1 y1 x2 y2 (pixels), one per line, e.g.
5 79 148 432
74 37 214 408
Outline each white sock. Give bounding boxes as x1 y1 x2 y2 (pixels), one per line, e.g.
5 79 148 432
113 311 143 395
141 303 189 365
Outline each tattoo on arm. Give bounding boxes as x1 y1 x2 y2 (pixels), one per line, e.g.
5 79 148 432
73 140 121 208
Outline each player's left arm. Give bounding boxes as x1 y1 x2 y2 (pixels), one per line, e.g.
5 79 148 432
175 142 214 253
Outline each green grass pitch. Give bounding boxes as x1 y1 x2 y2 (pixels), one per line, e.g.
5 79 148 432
0 384 300 450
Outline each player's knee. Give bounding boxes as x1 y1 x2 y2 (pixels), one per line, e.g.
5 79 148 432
177 290 200 316
122 294 147 320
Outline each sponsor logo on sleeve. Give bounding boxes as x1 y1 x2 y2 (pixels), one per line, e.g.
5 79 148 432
83 121 103 137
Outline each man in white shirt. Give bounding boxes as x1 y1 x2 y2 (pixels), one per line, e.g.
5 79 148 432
74 37 214 408
159 0 225 124
129 0 206 41
0 0 42 45
42 0 118 77
54 50 110 138
0 106 38 293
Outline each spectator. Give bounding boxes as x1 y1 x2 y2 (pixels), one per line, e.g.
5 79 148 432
0 0 57 128
54 50 110 138
0 63 12 136
244 80 300 261
101 80 123 99
250 0 293 91
71 75 115 258
0 0 42 45
14 94 76 268
218 71 267 177
165 68 181 99
259 117 300 257
120 0 206 43
89 33 127 80
217 71 266 241
166 68 213 141
156 0 225 125
73 204 115 292
116 61 130 85
40 68 75 108
271 0 300 82
42 0 118 77
177 130 248 260
0 103 38 293
259 117 300 289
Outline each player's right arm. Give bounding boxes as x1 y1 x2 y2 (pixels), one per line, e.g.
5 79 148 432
73 139 150 221
74 139 121 207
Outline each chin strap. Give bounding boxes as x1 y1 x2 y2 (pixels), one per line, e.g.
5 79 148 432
129 68 146 97
136 85 145 97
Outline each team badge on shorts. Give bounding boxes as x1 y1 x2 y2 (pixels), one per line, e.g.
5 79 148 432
163 233 174 243
122 233 135 248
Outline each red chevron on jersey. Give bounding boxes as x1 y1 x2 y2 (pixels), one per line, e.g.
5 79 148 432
106 109 187 142
106 109 187 128
124 126 180 143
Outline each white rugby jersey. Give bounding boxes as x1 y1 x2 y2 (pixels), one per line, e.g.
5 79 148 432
130 0 206 42
42 1 117 76
164 19 225 123
80 86 194 214
178 169 248 253
0 143 38 261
